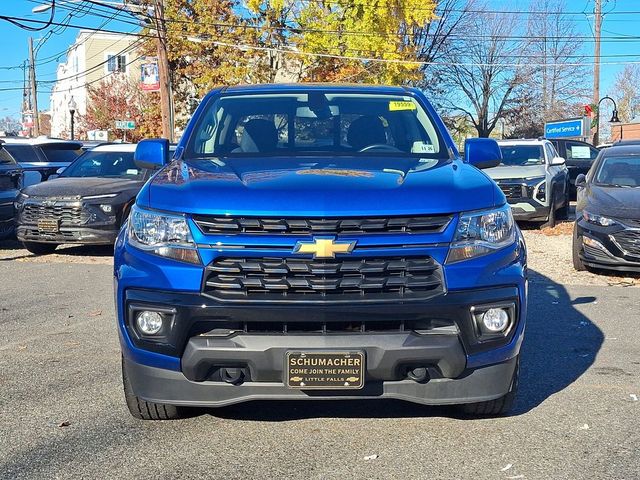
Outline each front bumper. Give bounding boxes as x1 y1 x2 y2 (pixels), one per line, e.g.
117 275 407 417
119 285 524 407
124 355 518 407
16 224 118 245
507 199 550 222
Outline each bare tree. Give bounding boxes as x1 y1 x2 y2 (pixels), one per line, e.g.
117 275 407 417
437 7 525 137
513 0 588 133
610 64 640 123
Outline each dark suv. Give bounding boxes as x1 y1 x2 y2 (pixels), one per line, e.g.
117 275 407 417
549 139 600 199
3 138 83 187
0 144 23 240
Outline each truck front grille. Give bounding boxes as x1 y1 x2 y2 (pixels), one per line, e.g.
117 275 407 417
612 230 640 258
192 215 452 235
203 256 444 302
22 203 87 225
498 183 526 200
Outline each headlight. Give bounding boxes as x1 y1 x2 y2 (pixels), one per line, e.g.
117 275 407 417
83 193 118 200
447 204 516 263
127 205 200 264
583 210 617 227
523 176 545 185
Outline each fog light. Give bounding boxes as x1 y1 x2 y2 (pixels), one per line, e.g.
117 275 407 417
100 204 113 213
136 311 163 335
482 308 509 332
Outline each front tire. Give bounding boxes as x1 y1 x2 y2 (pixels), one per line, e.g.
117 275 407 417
557 191 570 220
122 357 184 420
542 198 556 228
572 224 586 271
23 242 58 255
458 356 519 416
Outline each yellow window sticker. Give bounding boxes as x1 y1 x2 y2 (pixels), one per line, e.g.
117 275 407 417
389 101 417 111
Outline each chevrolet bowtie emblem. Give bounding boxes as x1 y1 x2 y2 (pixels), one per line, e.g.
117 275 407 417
293 237 356 258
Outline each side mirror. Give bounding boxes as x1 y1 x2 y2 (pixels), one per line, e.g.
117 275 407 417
56 167 65 175
575 173 587 188
464 138 502 169
134 138 171 170
551 156 566 166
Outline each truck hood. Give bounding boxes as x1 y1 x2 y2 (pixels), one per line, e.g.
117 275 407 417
484 164 547 181
23 177 144 198
141 156 500 216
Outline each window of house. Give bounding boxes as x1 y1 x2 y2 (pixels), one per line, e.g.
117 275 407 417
107 54 127 73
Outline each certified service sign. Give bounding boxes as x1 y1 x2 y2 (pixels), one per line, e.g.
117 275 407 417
544 118 588 139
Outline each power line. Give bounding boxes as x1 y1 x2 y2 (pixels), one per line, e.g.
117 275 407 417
4 0 56 31
0 14 152 38
190 37 640 68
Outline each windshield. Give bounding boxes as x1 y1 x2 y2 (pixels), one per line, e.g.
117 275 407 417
39 144 83 163
595 155 640 187
185 92 445 159
62 150 142 179
3 145 42 163
498 145 545 166
0 147 16 164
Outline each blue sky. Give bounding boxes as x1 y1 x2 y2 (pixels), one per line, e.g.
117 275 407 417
0 0 638 122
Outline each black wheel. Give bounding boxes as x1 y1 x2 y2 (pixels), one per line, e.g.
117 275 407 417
572 223 586 271
542 197 556 228
557 192 570 220
458 356 519 416
0 224 15 241
23 242 58 255
122 357 184 420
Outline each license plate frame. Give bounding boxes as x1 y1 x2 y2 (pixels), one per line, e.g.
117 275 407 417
285 351 365 390
37 218 60 233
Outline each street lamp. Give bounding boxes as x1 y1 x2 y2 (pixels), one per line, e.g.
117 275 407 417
68 97 77 140
595 96 620 145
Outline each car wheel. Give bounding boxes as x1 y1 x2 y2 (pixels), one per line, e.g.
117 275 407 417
557 192 570 220
542 197 556 228
572 223 587 271
458 356 519 417
0 224 15 241
122 357 184 420
23 242 58 255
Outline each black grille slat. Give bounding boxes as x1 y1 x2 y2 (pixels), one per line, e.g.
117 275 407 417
613 231 640 257
22 203 88 226
203 256 444 302
193 215 452 235
498 183 526 200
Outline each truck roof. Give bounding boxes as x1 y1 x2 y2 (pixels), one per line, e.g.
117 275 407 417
220 83 414 96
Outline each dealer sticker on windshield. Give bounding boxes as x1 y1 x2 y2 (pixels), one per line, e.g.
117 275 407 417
389 100 417 111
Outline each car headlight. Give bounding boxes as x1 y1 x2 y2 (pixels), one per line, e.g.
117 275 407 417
523 176 545 185
83 193 118 200
583 210 617 227
447 204 516 263
14 192 29 208
127 205 200 264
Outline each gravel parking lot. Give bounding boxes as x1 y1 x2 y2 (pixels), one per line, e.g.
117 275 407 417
1 224 639 479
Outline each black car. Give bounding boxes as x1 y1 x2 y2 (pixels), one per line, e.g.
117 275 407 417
0 144 23 240
573 144 640 272
15 144 150 254
550 138 600 199
3 139 83 187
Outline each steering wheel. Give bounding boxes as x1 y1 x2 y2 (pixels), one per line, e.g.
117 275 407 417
358 144 402 153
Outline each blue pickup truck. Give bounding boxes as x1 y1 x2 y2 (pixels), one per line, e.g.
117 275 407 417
115 84 527 420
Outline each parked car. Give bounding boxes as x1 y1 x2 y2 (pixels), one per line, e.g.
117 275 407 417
115 84 527 420
573 144 640 272
2 138 83 187
0 143 23 240
549 138 600 199
14 143 149 254
486 139 570 227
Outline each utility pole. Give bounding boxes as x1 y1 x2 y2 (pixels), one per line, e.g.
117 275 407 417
593 0 602 145
28 37 40 137
153 0 174 142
